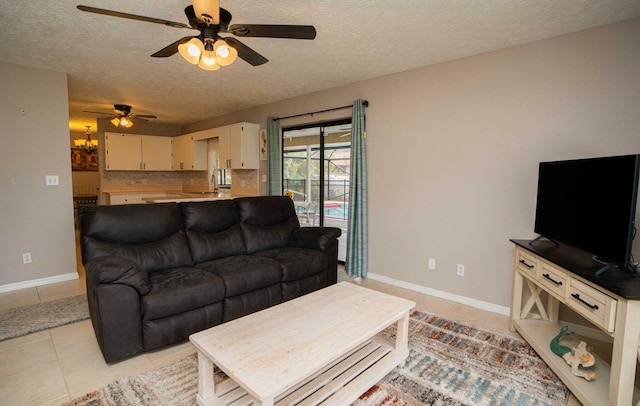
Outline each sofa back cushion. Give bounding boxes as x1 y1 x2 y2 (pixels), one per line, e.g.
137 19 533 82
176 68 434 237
180 200 246 263
235 196 300 254
80 203 193 273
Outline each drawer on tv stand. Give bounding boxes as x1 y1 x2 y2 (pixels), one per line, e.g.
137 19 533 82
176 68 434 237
568 277 617 333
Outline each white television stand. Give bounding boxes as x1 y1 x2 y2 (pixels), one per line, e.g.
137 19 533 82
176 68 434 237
510 239 640 406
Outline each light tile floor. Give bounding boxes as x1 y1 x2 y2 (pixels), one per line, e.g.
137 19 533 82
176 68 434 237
0 267 580 405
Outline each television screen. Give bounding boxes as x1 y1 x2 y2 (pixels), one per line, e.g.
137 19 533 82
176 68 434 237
534 154 640 267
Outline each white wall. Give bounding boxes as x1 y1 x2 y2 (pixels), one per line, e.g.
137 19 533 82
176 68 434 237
0 63 77 289
185 18 640 308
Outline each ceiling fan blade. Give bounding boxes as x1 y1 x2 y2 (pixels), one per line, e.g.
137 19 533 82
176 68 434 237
135 115 158 119
151 36 195 57
224 38 269 66
83 110 116 116
77 5 193 30
228 24 316 40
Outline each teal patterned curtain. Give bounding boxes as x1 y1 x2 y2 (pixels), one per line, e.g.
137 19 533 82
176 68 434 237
266 117 281 196
346 99 368 279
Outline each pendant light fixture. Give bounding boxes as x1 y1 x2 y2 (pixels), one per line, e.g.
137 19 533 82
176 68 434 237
74 126 99 154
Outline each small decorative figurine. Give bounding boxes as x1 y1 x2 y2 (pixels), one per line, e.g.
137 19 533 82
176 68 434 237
550 326 596 381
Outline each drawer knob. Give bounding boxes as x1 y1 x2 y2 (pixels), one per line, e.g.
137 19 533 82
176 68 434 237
571 293 599 310
542 273 563 286
519 259 534 269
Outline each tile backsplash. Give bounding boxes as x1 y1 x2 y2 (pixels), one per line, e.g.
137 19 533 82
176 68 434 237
232 170 258 190
101 169 257 192
102 170 208 191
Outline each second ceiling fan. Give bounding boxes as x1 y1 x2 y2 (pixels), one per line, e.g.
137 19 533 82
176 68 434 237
84 104 157 128
77 0 317 70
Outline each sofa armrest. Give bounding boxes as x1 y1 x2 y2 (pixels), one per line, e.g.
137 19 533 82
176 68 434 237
290 227 342 252
84 256 150 295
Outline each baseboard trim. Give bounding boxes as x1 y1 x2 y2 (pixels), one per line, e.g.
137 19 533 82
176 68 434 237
365 273 613 343
366 272 511 316
0 272 79 293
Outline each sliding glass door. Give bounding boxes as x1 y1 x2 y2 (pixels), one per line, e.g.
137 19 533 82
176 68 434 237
282 119 351 262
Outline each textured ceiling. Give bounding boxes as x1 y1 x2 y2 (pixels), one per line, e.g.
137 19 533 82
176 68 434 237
1 0 639 131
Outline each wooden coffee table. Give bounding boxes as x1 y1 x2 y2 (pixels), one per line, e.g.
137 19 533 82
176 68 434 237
189 282 415 406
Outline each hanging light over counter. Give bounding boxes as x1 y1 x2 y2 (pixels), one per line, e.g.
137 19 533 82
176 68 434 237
74 126 99 153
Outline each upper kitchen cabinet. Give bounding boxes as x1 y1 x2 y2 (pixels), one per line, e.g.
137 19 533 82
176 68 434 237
172 133 207 171
105 133 173 171
143 136 173 170
218 122 259 169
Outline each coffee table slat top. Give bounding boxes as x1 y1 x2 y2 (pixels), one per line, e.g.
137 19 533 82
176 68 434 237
190 282 415 402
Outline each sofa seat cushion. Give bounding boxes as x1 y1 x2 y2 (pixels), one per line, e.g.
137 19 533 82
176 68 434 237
142 267 225 321
255 247 328 282
197 255 281 297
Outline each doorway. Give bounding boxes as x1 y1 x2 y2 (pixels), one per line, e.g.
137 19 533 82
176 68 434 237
282 118 351 262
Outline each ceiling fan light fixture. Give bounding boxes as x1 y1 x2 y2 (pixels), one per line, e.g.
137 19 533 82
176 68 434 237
121 118 133 128
192 0 220 25
214 40 238 66
198 50 221 70
214 40 229 58
178 38 204 64
111 117 134 128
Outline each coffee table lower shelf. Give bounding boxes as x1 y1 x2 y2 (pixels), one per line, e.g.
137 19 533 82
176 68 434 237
197 339 406 406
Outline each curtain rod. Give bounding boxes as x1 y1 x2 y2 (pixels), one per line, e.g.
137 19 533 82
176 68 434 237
275 100 368 121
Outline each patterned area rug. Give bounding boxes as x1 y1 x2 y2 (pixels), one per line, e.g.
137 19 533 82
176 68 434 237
0 295 89 341
65 310 567 406
355 311 567 405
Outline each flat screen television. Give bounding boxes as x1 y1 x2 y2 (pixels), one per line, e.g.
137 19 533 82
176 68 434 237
533 154 640 272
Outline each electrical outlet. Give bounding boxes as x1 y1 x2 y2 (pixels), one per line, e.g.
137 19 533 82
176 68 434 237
22 253 32 264
457 264 465 276
428 258 436 270
45 175 59 186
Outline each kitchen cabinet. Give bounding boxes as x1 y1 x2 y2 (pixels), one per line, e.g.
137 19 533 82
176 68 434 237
105 133 173 171
143 136 173 170
217 122 259 169
172 133 207 170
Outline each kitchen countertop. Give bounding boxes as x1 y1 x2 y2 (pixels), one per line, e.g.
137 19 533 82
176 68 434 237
103 187 258 203
142 192 234 203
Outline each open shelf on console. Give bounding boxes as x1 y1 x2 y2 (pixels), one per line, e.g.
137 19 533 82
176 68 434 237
514 319 640 406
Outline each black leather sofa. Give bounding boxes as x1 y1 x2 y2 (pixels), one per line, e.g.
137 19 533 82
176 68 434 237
80 196 341 363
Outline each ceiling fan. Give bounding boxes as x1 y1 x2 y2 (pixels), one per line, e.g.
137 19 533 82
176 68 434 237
84 104 157 128
77 0 317 70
